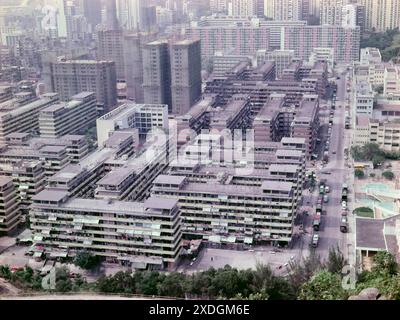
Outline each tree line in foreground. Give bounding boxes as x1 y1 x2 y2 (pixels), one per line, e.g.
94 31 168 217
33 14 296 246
1 247 400 300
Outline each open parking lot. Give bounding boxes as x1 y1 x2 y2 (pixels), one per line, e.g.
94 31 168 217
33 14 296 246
179 247 303 275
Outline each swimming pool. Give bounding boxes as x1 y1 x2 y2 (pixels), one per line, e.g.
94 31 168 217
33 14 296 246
360 199 394 208
362 183 390 192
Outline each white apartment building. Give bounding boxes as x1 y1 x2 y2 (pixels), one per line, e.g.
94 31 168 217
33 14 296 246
96 103 169 146
384 65 400 96
0 93 59 143
353 80 375 117
355 115 400 152
355 48 386 87
39 92 97 139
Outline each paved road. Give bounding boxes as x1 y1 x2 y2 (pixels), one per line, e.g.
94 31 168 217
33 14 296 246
314 71 351 261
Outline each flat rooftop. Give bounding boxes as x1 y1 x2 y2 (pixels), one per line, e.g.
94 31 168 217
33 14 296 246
33 190 69 203
154 175 186 185
144 197 178 211
356 218 386 250
261 181 293 192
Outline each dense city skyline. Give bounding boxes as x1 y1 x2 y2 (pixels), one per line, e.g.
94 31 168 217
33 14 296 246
0 0 399 303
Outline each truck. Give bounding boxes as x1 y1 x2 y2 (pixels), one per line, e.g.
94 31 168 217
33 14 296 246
341 184 348 201
345 117 351 129
340 216 348 233
313 214 321 231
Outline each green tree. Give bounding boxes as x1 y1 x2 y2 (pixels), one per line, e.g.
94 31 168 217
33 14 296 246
97 271 136 294
372 251 398 276
157 272 186 298
298 270 348 300
74 251 102 270
0 265 12 280
382 171 395 180
54 267 73 292
208 265 251 299
251 263 295 300
355 169 365 179
325 246 347 274
184 269 214 298
287 251 322 293
372 154 385 168
136 271 163 296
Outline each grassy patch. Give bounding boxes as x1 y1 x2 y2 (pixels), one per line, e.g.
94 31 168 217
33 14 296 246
353 207 374 218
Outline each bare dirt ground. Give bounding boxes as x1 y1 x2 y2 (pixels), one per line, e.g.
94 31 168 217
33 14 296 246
0 278 21 296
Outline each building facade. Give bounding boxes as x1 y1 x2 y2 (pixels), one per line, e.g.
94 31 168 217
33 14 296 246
49 59 117 114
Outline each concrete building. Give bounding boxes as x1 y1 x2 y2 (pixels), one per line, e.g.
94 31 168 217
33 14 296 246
309 48 335 71
253 93 320 157
123 32 158 102
96 102 169 146
213 51 253 79
0 176 20 236
205 62 324 110
353 80 375 117
143 40 172 109
355 115 400 152
185 17 272 57
384 65 400 96
342 3 366 32
360 47 383 65
187 17 359 64
97 29 125 81
360 0 400 31
257 49 295 79
29 130 179 268
151 138 306 245
320 0 345 26
270 0 302 21
355 47 386 87
101 0 120 30
39 92 97 139
170 39 202 116
209 95 252 132
0 93 59 143
30 192 182 269
0 85 13 103
209 0 229 13
281 25 360 64
49 59 117 114
0 160 46 214
0 132 89 177
228 0 257 17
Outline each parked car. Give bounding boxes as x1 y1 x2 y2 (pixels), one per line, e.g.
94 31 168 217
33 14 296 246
311 234 319 248
323 195 329 203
